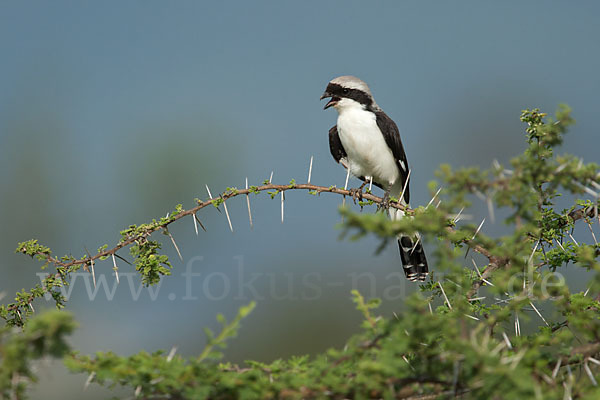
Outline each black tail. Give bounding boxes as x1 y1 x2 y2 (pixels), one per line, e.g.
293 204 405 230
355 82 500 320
398 235 429 282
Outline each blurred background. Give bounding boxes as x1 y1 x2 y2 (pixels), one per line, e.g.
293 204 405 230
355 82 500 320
1 1 599 398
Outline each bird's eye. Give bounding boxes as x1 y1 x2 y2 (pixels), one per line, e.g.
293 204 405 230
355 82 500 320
342 88 349 94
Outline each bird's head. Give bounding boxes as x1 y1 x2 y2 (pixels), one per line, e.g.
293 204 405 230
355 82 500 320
320 75 379 112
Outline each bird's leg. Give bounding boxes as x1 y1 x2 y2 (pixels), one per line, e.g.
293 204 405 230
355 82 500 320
378 186 392 213
349 180 368 203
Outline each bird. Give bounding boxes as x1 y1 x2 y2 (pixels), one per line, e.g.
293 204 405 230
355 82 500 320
320 75 428 282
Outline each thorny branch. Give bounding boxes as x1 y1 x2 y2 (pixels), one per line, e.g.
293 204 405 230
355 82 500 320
14 177 598 312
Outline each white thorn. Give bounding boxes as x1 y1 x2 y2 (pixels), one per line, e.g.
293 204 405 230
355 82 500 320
84 372 95 390
438 281 452 310
529 301 549 326
588 356 600 366
426 187 443 208
554 238 565 251
502 332 513 349
584 361 597 386
205 184 214 200
453 206 465 224
575 181 599 197
245 178 253 228
555 163 568 173
590 180 600 191
166 346 177 362
587 222 598 245
472 218 486 240
269 171 273 184
528 240 540 265
552 358 562 379
111 253 119 284
192 213 198 236
474 189 486 201
468 296 486 301
515 312 521 336
399 169 412 204
135 385 142 398
410 236 421 255
344 168 350 190
222 201 234 232
487 195 495 224
584 286 591 297
428 301 433 314
568 233 579 246
492 159 501 171
307 156 313 184
464 314 479 321
281 191 285 223
368 176 373 191
471 258 494 286
166 230 183 261
90 259 96 289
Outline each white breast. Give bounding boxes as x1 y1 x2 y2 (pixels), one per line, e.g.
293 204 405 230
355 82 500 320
336 104 400 189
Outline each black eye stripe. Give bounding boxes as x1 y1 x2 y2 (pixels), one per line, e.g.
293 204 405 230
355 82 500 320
325 83 373 109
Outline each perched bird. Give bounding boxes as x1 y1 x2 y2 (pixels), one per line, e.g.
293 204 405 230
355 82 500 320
320 75 428 281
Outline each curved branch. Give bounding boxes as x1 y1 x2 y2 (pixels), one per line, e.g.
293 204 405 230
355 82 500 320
23 183 408 271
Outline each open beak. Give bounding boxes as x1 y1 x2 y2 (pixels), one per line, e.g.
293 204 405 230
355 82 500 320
320 91 339 110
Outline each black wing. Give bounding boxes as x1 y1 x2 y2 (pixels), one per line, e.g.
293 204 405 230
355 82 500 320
375 111 410 203
329 125 347 164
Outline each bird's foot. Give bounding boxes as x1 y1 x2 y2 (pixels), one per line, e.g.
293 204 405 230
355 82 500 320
349 182 368 203
377 190 392 213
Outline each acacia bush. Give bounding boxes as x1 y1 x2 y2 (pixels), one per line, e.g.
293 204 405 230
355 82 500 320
2 106 600 399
